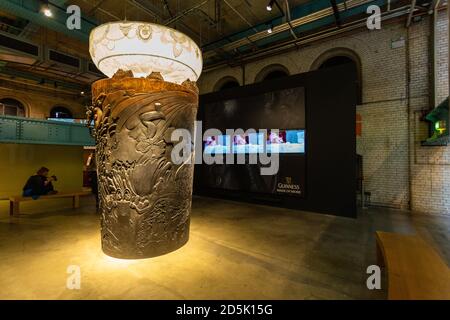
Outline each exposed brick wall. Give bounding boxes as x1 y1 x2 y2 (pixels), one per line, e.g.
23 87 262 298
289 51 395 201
409 11 450 216
198 10 449 215
437 11 449 104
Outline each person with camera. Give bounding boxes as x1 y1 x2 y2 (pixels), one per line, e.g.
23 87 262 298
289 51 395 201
23 167 58 199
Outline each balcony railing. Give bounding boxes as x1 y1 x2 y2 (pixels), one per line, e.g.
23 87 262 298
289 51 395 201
0 115 95 146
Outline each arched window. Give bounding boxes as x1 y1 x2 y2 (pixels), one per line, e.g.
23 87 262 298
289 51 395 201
219 80 240 91
0 98 26 117
311 48 363 105
255 64 290 83
50 106 73 119
262 70 289 81
213 76 240 92
318 56 355 69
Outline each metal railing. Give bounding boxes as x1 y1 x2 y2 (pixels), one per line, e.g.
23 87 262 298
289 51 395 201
0 115 94 146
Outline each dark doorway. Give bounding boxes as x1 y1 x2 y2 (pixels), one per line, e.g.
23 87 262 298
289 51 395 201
262 70 289 81
50 106 73 119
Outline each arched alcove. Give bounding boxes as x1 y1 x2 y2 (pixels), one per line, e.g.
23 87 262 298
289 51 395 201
310 48 363 104
213 76 241 92
0 98 26 117
50 106 73 119
254 64 290 83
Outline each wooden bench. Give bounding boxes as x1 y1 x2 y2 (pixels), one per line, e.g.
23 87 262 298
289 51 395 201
8 192 91 216
376 231 450 300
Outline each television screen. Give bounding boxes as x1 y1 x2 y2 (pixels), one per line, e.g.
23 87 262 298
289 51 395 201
204 129 305 154
266 129 305 154
204 135 231 154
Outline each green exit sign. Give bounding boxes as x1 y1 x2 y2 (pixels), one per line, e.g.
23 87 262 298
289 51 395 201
422 98 449 146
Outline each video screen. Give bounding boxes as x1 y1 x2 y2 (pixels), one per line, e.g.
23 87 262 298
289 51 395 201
204 129 305 154
266 129 305 154
47 118 94 126
204 135 231 154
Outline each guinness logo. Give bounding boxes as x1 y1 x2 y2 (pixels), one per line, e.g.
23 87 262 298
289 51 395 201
277 177 301 195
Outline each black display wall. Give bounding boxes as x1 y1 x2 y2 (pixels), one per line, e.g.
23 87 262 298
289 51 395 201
194 64 357 218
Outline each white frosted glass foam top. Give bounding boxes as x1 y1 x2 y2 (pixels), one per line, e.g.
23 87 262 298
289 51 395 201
90 22 203 83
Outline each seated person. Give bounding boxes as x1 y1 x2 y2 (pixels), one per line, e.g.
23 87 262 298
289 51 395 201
23 167 58 199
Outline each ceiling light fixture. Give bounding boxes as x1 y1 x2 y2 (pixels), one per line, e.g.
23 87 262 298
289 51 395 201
266 0 275 11
90 22 202 83
43 8 52 17
42 1 52 17
267 24 273 34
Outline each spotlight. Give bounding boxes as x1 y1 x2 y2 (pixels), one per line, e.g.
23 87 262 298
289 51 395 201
267 24 273 34
266 0 274 11
44 8 52 17
42 1 53 17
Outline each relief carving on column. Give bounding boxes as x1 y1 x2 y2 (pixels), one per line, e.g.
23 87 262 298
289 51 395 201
87 71 199 259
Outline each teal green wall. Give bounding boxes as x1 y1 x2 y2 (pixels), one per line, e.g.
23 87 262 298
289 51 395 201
0 116 94 146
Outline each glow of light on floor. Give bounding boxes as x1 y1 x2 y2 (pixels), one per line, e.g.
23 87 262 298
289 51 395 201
101 253 142 267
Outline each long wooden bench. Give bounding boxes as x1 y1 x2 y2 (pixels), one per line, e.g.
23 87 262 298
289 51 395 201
8 191 92 216
376 231 450 300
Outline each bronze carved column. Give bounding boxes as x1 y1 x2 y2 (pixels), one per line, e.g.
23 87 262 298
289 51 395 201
88 71 198 259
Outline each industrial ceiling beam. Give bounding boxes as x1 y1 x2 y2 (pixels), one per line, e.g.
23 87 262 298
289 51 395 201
222 0 259 33
271 0 285 13
164 0 210 26
88 0 109 16
204 4 416 71
406 0 417 27
127 0 160 20
429 0 441 13
81 0 120 20
160 0 174 17
203 0 342 55
330 0 342 27
284 0 298 40
125 0 204 43
220 0 259 51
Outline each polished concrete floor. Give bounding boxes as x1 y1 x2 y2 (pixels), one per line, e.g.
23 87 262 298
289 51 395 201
0 196 449 300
